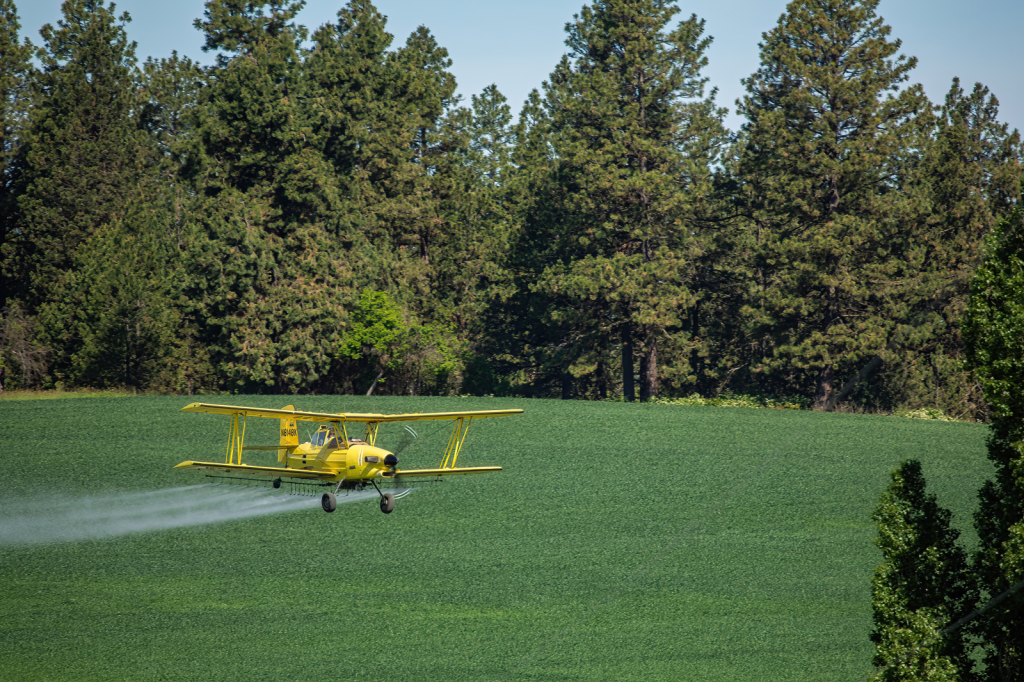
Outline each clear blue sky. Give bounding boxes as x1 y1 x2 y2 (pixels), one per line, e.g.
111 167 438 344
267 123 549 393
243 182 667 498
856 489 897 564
16 0 1024 135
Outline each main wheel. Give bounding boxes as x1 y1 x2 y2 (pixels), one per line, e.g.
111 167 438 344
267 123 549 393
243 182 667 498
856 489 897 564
321 492 337 513
380 493 395 514
272 478 282 489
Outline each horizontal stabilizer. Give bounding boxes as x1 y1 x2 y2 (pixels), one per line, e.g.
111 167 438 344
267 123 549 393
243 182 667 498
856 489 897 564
392 466 502 478
173 461 335 480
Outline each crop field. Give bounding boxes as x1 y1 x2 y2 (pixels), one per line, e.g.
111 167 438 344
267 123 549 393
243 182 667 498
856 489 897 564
0 396 993 681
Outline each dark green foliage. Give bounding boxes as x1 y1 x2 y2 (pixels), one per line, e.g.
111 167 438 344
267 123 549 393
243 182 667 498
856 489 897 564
183 0 353 393
0 1 45 392
0 0 33 309
964 207 1024 680
881 79 1022 420
11 0 145 312
1 0 1020 414
510 0 728 400
36 198 205 392
34 45 210 392
870 460 975 681
194 0 306 61
0 397 994 680
734 0 932 408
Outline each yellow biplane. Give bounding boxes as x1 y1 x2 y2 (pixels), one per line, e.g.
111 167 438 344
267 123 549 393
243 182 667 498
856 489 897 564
174 403 522 514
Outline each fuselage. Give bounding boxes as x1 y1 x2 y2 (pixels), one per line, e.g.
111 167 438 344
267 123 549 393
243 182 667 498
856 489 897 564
283 439 397 483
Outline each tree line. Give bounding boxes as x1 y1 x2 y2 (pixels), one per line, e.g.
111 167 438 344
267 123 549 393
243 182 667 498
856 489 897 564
1 0 1021 414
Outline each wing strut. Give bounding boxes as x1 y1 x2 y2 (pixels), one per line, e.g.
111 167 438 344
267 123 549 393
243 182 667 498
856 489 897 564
440 417 472 469
364 422 381 446
226 413 247 465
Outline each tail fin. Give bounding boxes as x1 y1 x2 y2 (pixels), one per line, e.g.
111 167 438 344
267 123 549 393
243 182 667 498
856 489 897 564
279 405 298 463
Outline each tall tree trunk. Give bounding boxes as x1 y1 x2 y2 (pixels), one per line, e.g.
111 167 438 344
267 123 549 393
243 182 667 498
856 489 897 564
366 367 386 396
814 364 834 410
621 326 635 402
639 333 658 401
596 359 608 400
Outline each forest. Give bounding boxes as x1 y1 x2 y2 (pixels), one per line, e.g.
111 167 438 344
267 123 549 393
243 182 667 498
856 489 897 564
1 0 1021 415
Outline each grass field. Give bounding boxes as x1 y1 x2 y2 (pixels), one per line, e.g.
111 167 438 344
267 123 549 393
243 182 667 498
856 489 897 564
0 396 993 681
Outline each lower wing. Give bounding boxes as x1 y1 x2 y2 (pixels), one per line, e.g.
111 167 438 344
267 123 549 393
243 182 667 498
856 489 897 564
174 461 336 480
390 466 502 478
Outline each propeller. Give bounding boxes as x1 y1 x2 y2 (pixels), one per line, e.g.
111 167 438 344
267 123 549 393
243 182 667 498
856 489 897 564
392 425 419 456
388 425 418 495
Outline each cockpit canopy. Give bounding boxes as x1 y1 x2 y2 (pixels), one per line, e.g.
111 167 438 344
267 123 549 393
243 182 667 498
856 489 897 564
309 424 343 448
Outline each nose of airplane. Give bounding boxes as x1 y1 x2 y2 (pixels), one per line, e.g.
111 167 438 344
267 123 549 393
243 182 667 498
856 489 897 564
384 453 399 467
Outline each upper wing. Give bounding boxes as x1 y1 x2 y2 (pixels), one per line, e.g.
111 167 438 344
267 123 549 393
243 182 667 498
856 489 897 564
181 402 522 423
181 403 345 422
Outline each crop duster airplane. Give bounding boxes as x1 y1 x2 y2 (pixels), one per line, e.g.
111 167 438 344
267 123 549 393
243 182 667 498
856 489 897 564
174 403 522 514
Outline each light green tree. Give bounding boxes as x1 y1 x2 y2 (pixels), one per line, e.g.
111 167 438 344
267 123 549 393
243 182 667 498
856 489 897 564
338 291 462 396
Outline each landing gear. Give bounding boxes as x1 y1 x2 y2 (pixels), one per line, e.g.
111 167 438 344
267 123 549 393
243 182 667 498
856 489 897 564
370 480 396 514
321 492 337 513
272 478 282 489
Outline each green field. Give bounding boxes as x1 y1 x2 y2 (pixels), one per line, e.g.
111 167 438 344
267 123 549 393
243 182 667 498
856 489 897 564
0 396 993 681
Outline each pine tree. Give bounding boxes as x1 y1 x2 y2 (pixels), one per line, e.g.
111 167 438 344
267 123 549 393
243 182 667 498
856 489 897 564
11 0 145 312
38 200 186 389
36 51 210 392
478 88 567 397
530 0 727 400
735 0 932 408
883 80 1023 419
137 51 206 249
870 460 976 681
0 0 33 310
467 84 513 186
185 0 356 392
305 2 458 299
306 2 482 393
425 85 515 342
963 207 1024 681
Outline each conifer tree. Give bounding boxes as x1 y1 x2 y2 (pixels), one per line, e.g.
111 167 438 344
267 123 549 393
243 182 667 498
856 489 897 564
884 80 1023 418
137 52 206 246
306 2 460 300
39 201 186 389
467 84 513 186
11 0 145 312
530 0 727 400
0 0 33 310
185 0 356 392
424 84 516 343
37 51 210 392
964 207 1024 681
307 1 482 392
870 460 976 681
735 0 931 408
478 88 567 397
